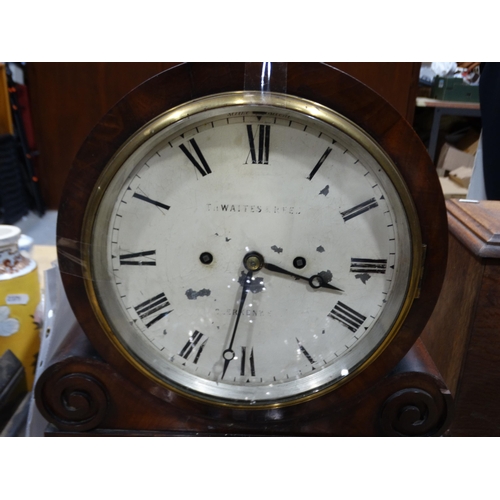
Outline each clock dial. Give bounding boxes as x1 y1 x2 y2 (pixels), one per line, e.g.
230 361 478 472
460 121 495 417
86 92 421 407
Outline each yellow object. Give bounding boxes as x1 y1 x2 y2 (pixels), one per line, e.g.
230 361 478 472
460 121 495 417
0 225 41 389
0 63 14 135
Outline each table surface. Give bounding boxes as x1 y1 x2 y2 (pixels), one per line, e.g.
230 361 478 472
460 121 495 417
416 97 480 110
32 245 57 291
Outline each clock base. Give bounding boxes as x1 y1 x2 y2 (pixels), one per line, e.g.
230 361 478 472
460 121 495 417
35 326 453 437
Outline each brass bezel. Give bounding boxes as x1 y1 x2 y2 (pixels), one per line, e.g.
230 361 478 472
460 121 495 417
81 91 423 409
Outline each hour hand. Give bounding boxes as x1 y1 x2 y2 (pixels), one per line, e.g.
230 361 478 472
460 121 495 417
263 263 343 291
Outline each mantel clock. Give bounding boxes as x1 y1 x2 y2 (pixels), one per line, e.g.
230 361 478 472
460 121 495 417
42 63 449 435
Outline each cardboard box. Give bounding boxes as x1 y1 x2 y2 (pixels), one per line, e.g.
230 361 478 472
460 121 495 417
455 128 480 155
449 166 473 188
437 143 475 174
439 176 468 199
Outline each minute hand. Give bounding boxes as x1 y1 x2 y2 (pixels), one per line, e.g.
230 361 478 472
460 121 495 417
263 263 343 292
221 270 253 379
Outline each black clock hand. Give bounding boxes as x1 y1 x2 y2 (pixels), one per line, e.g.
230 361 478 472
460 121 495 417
221 269 254 379
263 263 343 292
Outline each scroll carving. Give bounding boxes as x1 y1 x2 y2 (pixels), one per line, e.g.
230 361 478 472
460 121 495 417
38 372 108 432
380 387 452 437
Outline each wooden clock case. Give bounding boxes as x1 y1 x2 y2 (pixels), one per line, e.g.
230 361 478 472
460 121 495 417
422 199 500 436
35 63 451 436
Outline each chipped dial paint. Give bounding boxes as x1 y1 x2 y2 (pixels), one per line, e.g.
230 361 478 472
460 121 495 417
185 288 212 300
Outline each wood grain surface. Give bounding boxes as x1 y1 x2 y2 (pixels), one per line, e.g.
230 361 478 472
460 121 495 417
422 199 500 435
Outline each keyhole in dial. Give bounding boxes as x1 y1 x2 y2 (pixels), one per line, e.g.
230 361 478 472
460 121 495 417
200 252 213 265
293 257 307 269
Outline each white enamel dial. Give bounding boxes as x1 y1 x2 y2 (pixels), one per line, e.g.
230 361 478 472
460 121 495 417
88 92 420 407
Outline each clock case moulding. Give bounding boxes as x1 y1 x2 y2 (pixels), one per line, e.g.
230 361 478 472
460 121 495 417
35 62 452 436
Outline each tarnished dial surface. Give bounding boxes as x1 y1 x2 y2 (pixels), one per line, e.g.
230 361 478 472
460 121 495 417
86 92 420 407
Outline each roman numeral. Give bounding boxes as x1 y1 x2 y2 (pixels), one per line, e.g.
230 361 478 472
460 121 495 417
179 330 207 363
119 250 156 266
246 124 270 164
340 198 378 222
240 346 256 376
350 258 387 274
179 139 212 176
308 146 333 180
134 292 172 328
296 338 315 365
132 192 170 211
328 301 366 333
